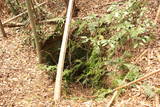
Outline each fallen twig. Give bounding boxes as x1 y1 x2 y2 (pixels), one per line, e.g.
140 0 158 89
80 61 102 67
106 69 160 107
134 49 148 63
39 18 65 24
147 48 151 70
3 23 26 28
107 70 128 107
0 19 6 37
155 94 160 107
2 1 48 25
106 91 118 107
113 69 160 92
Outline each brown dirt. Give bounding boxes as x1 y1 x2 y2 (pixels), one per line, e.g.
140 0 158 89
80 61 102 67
0 0 160 107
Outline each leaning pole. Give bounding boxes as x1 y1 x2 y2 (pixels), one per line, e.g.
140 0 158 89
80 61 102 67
54 0 74 101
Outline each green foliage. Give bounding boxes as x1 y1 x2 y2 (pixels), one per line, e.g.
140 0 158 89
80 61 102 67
66 0 154 87
5 0 21 15
141 85 160 98
106 71 124 88
38 64 57 80
155 88 160 94
95 88 113 100
41 0 155 93
142 84 155 98
39 64 57 71
124 63 140 81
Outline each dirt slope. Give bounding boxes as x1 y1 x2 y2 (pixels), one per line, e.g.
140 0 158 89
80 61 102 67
0 31 54 106
0 0 160 107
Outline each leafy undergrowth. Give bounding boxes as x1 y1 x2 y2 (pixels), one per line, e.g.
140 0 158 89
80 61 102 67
1 0 160 106
40 0 156 99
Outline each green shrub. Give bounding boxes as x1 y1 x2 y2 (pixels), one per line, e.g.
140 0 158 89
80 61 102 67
43 0 155 90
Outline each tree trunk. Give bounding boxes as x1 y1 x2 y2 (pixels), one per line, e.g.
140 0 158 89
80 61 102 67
54 0 74 101
26 0 42 63
0 19 6 37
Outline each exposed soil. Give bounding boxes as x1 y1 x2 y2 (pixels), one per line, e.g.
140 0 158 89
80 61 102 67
0 0 160 107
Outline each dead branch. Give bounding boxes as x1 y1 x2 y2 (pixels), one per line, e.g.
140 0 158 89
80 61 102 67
3 1 47 25
39 18 64 24
134 49 148 63
113 69 160 92
106 69 160 107
107 70 128 107
0 19 7 37
106 91 118 107
3 23 26 28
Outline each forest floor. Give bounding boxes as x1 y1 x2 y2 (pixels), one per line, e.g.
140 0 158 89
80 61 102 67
0 0 160 107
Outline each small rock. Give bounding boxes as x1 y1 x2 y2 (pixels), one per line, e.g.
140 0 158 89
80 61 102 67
82 100 93 107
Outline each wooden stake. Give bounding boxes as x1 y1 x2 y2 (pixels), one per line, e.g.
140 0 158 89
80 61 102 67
54 0 74 101
0 19 6 37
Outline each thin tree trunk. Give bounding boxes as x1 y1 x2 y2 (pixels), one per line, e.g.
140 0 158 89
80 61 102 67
54 0 74 101
30 0 38 21
26 0 42 63
0 19 6 37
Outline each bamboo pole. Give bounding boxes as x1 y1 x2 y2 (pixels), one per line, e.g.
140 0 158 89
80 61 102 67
26 0 42 63
0 19 6 37
54 0 74 101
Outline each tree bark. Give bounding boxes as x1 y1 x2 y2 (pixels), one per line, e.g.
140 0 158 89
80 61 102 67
26 0 42 63
54 0 74 101
0 19 6 37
